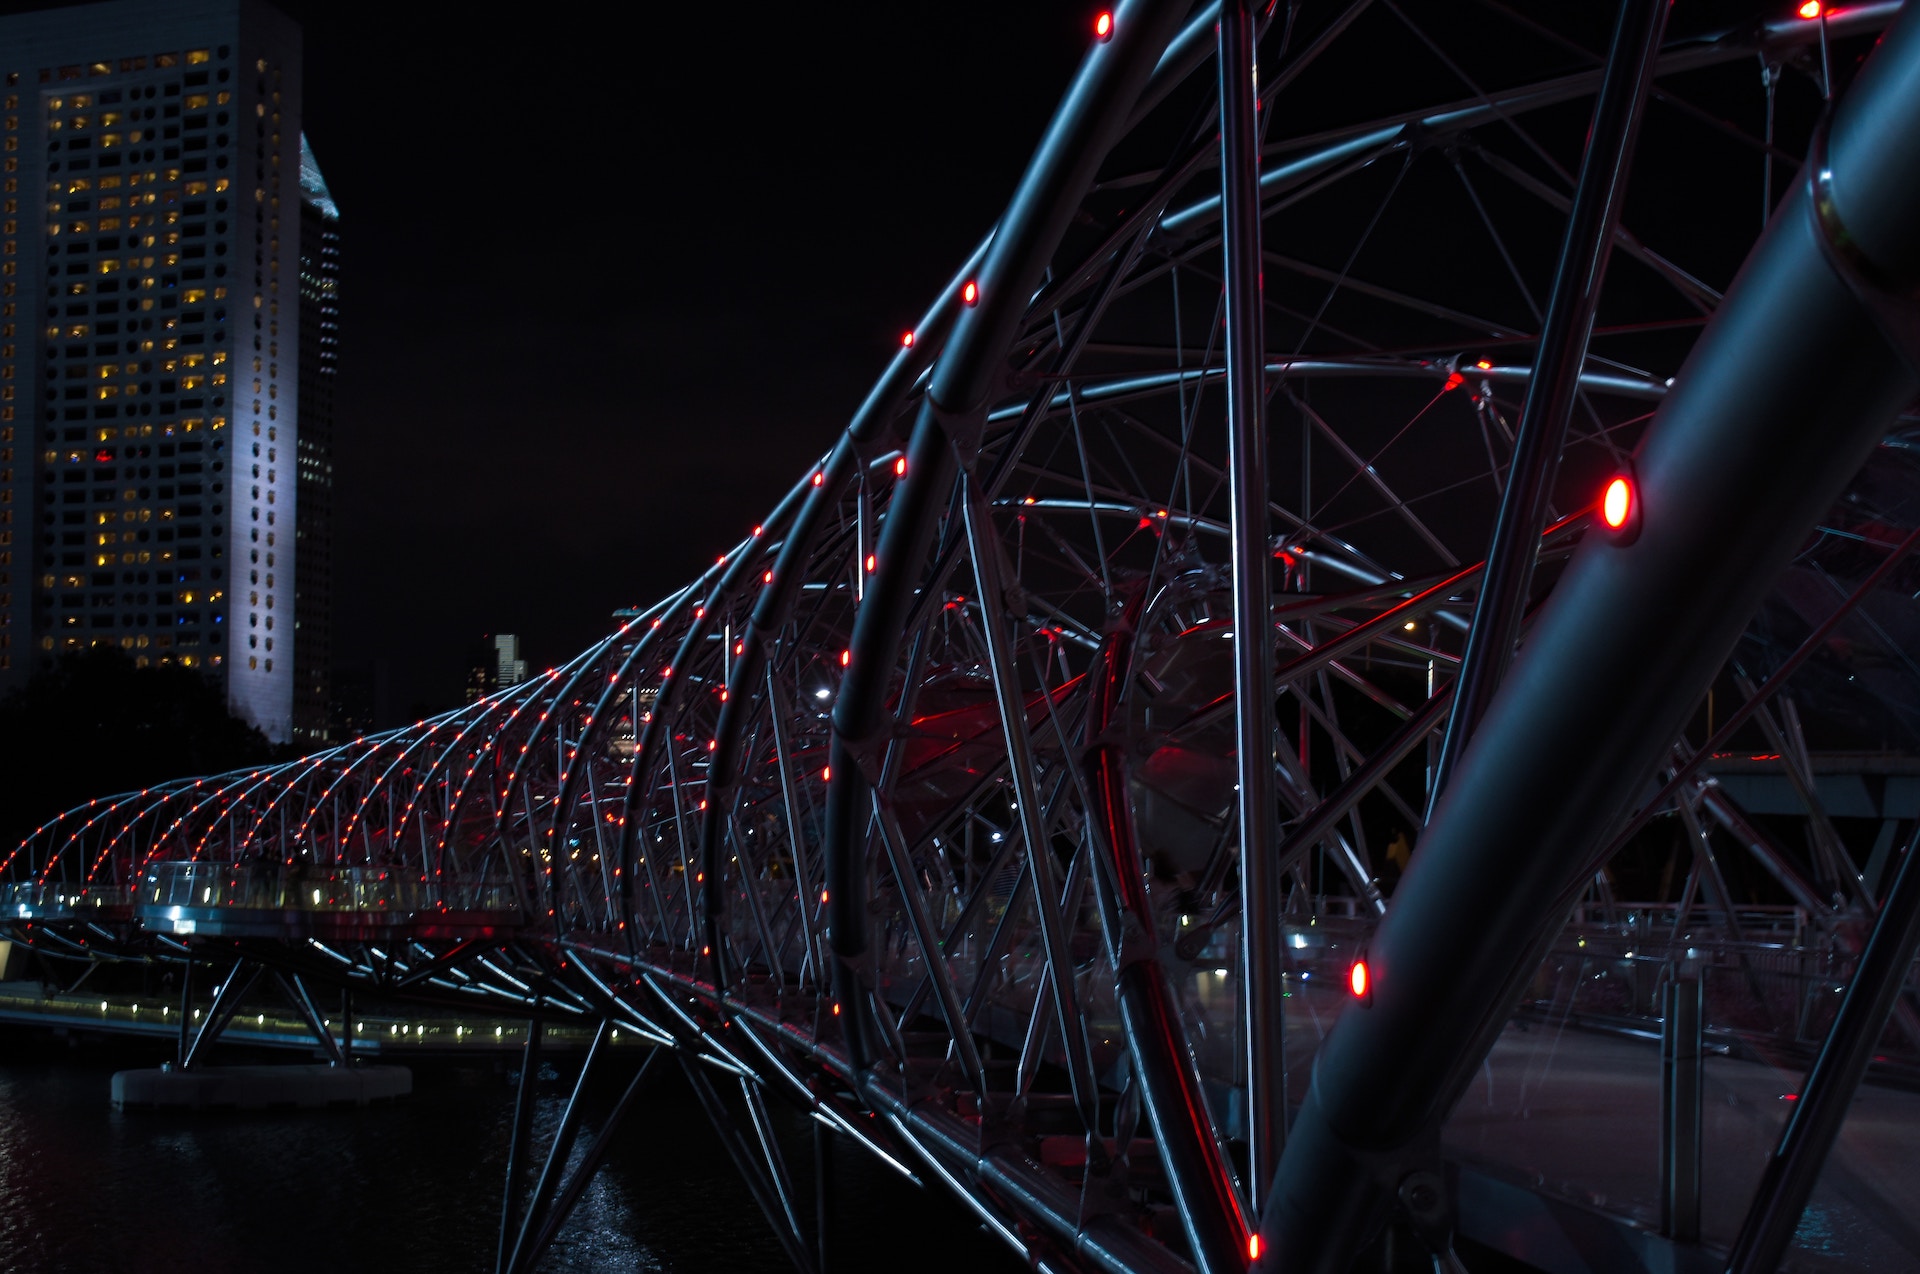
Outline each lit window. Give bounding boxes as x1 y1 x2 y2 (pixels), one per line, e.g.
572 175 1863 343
184 95 208 110
187 49 210 65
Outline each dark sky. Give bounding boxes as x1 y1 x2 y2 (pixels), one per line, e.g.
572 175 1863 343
0 0 1092 717
275 2 1089 718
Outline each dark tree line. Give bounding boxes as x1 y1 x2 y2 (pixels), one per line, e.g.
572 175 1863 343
0 647 280 852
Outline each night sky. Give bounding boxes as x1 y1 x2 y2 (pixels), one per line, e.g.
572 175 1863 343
3 0 1095 719
288 2 1091 719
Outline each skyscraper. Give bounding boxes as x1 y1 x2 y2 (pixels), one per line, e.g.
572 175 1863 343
292 133 337 744
466 633 529 703
0 0 327 743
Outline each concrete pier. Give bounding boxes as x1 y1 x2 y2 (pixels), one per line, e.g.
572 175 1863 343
111 1063 411 1110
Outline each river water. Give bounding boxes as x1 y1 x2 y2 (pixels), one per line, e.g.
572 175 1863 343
0 1030 1023 1273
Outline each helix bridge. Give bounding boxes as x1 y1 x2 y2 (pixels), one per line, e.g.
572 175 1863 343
8 2 1920 1271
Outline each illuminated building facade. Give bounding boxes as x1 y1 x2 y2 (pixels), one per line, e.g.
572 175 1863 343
291 134 337 744
0 0 319 743
466 633 528 704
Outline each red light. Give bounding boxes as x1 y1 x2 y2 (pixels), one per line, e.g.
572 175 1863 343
813 471 825 487
1349 960 1370 998
1783 1092 1800 1100
1602 476 1633 530
832 1002 841 1016
841 649 850 667
1798 1 1822 18
1475 359 1492 370
894 456 908 477
763 570 773 584
1094 10 1113 39
962 280 979 306
1443 371 1465 391
901 330 915 348
822 765 832 781
865 554 877 573
1249 1234 1262 1261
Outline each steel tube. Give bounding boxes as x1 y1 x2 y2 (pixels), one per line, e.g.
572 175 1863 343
1660 976 1703 1241
1429 0 1671 812
1257 4 1920 1268
1724 825 1920 1274
1218 0 1284 1212
496 1017 543 1274
1085 590 1251 1273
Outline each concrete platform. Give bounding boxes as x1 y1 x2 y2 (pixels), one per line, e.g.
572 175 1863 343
111 1063 411 1110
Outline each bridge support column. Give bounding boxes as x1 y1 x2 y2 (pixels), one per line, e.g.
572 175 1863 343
182 958 261 1070
175 956 193 1069
496 1017 543 1274
1660 976 1702 1241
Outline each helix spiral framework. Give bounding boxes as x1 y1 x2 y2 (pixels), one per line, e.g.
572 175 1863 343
10 3 1920 1271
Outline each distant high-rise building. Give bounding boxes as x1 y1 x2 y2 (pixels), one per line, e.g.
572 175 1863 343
291 134 337 744
0 0 327 743
466 633 528 703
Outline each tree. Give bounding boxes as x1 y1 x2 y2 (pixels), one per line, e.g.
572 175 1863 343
0 648 278 851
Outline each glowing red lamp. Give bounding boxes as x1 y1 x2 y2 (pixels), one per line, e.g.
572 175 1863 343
1095 10 1114 40
901 330 916 348
1349 959 1370 999
1798 1 1822 19
962 280 979 306
1602 475 1634 530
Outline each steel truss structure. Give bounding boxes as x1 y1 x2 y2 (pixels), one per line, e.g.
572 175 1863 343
11 2 1920 1271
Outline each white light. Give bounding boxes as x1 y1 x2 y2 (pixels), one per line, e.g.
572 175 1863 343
814 688 831 700
1214 968 1229 978
990 832 1004 842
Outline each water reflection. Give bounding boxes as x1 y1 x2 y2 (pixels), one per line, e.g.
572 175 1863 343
0 1032 1019 1274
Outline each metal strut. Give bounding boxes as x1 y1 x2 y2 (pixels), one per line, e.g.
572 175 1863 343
1427 0 1671 813
1219 0 1284 1212
1724 825 1920 1274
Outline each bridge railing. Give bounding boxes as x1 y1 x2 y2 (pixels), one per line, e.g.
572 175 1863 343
139 862 520 915
2 881 132 918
